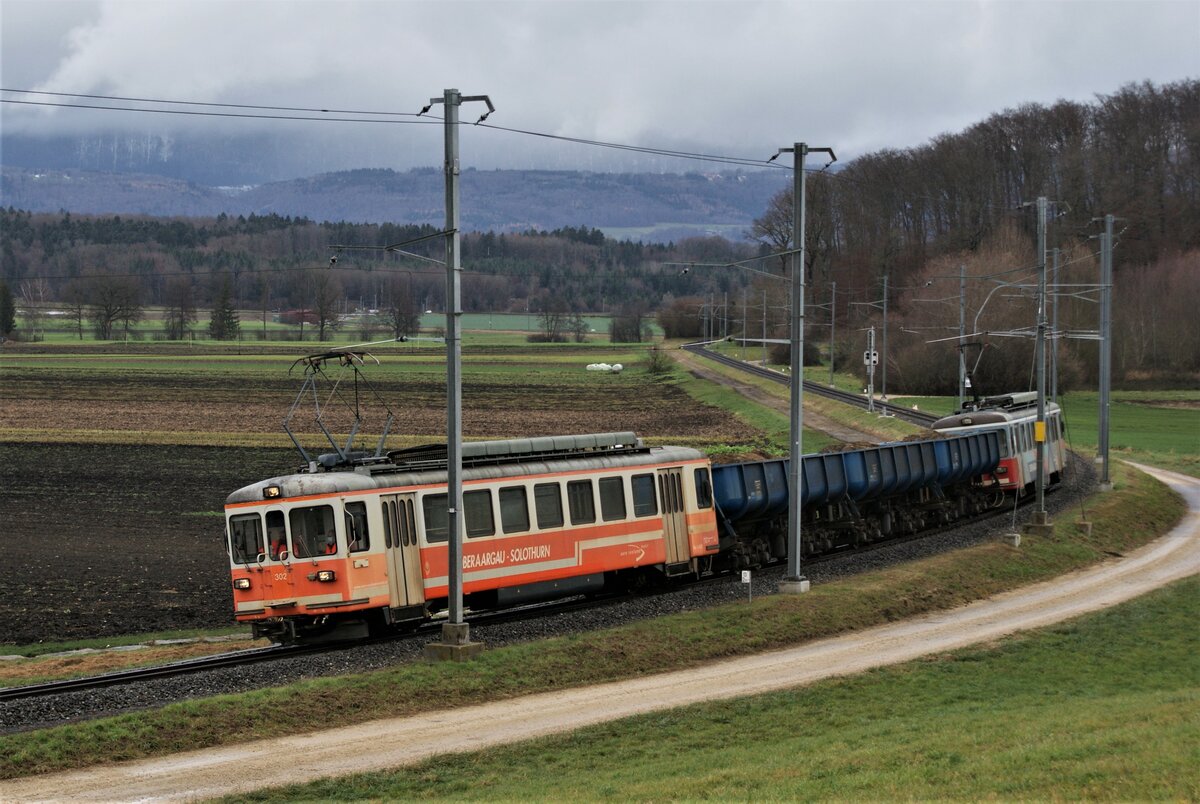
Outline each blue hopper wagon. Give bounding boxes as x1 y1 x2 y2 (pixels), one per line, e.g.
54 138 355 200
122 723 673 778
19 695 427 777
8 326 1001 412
709 432 1003 564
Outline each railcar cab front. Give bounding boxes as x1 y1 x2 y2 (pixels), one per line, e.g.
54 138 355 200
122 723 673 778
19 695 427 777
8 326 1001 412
225 469 388 643
931 391 1065 493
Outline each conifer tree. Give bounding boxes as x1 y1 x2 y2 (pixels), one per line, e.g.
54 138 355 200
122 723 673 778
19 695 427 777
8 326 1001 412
0 280 15 337
208 276 240 340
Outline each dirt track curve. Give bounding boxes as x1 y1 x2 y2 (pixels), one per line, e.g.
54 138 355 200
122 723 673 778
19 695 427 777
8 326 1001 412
4 462 1198 802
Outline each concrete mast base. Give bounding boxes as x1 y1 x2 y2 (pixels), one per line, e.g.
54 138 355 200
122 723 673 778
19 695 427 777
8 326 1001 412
423 622 484 662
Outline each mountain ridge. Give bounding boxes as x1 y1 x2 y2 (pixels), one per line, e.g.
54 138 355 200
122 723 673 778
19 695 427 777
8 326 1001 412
0 165 787 242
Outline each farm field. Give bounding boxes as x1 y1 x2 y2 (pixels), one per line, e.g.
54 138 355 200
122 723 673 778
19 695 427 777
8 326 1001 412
0 342 762 645
0 442 294 644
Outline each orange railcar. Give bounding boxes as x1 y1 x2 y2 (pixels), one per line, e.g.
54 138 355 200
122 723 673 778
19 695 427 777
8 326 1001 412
224 433 720 642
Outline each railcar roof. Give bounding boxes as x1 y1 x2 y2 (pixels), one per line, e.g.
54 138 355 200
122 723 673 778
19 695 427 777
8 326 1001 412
933 400 1061 430
225 444 706 506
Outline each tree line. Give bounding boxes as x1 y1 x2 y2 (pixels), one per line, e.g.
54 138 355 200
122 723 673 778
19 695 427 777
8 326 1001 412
744 79 1198 391
0 208 754 344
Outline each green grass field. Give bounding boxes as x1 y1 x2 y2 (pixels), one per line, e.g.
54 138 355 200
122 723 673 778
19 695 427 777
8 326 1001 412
242 575 1200 801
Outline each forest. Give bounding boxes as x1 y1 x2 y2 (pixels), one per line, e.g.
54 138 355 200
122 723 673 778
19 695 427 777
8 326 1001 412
1 80 1196 392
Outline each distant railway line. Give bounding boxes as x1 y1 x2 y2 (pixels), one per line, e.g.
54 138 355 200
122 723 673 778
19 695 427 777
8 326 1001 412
681 342 942 428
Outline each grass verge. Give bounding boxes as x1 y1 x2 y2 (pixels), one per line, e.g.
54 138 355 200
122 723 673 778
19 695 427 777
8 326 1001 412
0 627 251 659
0 461 1183 781
0 637 265 687
242 575 1200 801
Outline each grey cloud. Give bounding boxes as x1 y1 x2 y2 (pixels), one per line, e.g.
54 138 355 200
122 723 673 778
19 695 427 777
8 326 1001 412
1 0 1195 171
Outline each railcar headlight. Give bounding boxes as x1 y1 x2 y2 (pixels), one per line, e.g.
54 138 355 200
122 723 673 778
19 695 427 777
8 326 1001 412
316 570 337 583
263 485 282 499
995 466 1008 475
233 578 251 590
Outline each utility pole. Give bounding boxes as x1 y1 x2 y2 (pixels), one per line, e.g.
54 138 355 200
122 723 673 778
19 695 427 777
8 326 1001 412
829 280 836 387
423 88 492 662
1025 196 1054 537
723 291 728 340
1098 214 1114 491
958 264 966 409
1051 248 1060 404
700 292 710 343
866 325 877 413
741 287 747 361
775 141 835 595
881 274 889 404
761 288 767 366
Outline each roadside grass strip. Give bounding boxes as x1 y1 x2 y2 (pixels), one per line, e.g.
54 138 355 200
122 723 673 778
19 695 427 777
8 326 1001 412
0 461 1183 781
237 575 1200 801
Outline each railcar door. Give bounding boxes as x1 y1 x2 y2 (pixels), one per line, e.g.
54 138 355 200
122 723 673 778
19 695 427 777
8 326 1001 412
657 468 689 564
381 494 425 608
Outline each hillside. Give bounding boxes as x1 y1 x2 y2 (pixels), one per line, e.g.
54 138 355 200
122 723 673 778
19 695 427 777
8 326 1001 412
0 166 787 242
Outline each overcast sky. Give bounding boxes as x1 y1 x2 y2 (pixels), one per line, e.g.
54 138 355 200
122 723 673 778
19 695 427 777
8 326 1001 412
1 0 1197 173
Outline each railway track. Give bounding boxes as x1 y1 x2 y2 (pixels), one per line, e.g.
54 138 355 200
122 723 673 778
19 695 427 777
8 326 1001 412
682 342 942 428
0 588 665 703
0 644 318 702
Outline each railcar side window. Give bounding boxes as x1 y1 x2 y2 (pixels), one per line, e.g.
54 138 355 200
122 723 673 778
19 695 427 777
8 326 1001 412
289 505 337 558
266 510 286 559
534 483 564 529
464 490 494 538
422 494 449 543
631 474 657 517
382 500 394 549
499 486 530 534
694 468 713 509
599 477 626 521
229 514 264 565
345 501 369 552
567 479 596 525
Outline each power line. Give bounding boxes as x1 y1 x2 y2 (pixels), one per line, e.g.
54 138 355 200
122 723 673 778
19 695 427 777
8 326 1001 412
0 87 425 117
1 88 787 171
0 98 440 127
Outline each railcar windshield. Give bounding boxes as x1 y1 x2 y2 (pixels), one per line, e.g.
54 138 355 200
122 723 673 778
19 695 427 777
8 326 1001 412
228 514 264 565
290 505 337 558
